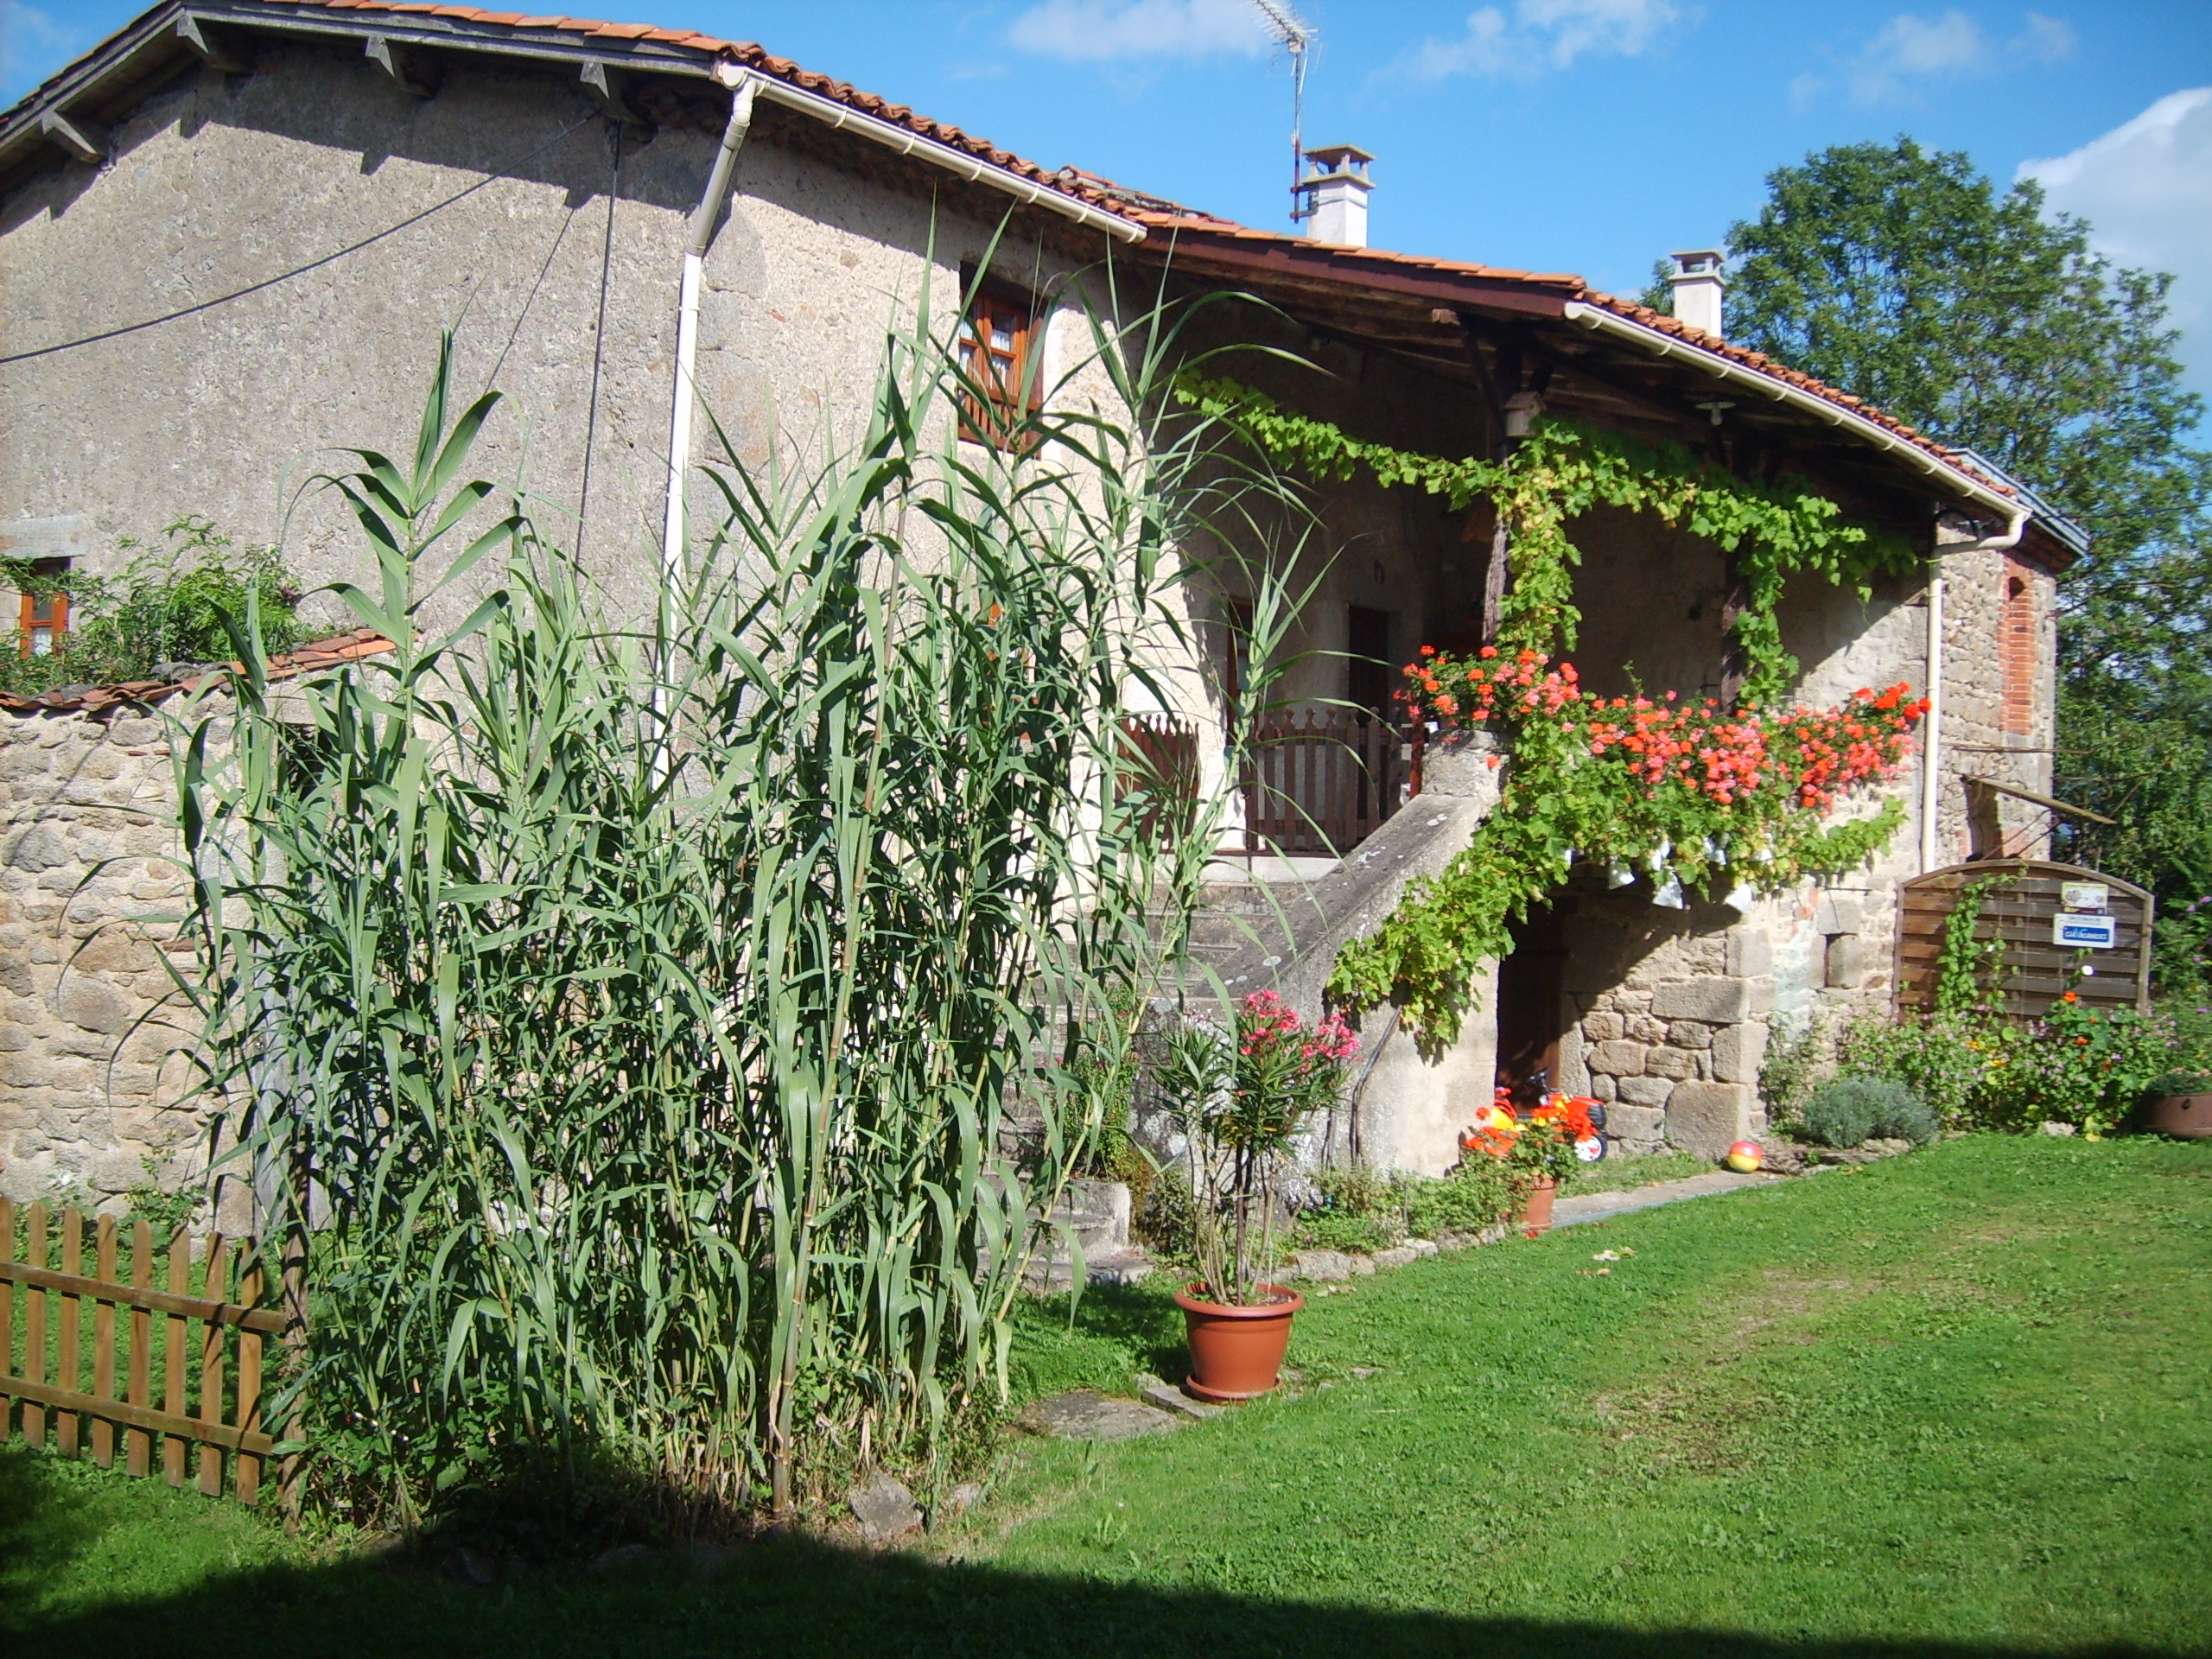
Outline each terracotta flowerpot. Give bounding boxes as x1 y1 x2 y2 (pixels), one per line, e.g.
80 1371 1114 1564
1520 1175 1558 1237
2142 1093 2212 1139
1176 1284 1305 1402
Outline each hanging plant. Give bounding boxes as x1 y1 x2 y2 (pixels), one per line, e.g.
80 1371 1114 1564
1173 371 1932 1048
1173 372 1916 706
1325 648 1927 1045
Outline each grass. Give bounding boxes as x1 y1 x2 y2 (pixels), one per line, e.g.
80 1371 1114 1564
6 1135 2211 1656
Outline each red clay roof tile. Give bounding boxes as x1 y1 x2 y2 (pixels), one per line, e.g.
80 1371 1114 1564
0 632 398 718
6 0 2000 500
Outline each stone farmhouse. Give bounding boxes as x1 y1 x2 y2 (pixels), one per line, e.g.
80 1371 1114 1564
0 0 2086 1209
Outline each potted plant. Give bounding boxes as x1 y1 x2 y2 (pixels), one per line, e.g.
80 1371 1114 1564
1159 991 1357 1401
2139 1071 2212 1139
1460 1088 1598 1235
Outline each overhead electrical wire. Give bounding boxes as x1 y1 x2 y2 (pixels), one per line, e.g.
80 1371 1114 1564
575 123 623 562
0 114 600 367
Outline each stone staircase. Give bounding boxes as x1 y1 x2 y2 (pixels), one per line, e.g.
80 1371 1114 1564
1027 1177 1154 1291
1170 874 1332 989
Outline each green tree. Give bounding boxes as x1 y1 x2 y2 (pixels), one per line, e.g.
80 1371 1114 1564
1703 138 2212 991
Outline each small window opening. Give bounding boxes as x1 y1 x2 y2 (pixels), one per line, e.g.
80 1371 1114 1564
957 268 1042 450
17 557 70 657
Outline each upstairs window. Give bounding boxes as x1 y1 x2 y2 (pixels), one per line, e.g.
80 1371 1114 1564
957 270 1042 450
16 558 69 657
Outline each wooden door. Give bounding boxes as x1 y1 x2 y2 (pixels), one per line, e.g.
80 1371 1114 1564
1346 605 1393 715
1495 907 1568 1106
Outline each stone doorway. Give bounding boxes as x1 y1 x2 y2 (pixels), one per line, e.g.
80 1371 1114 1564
1494 904 1569 1109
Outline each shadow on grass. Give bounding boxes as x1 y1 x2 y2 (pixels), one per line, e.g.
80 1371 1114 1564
10 1524 2177 1659
0 1445 107 1591
1065 1279 1191 1374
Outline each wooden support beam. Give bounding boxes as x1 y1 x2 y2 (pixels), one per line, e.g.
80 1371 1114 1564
365 36 440 99
175 15 251 74
579 60 645 124
38 111 109 164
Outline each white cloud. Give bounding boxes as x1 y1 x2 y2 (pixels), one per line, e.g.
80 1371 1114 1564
1866 9 1989 77
0 1 85 99
2019 12 2076 61
1396 0 1681 81
1007 0 1270 63
2020 88 2212 400
1815 9 2078 106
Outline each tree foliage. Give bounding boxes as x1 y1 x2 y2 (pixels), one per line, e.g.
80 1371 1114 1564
1715 137 2212 991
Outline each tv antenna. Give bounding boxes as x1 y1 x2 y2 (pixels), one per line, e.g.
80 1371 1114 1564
1250 0 1317 226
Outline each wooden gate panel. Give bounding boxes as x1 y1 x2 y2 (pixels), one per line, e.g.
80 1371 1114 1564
1894 860 2152 1019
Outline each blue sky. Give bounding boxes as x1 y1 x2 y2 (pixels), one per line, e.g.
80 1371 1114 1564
6 2 2210 399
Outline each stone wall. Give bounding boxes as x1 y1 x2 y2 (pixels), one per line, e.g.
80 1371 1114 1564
0 705 206 1215
1547 891 1770 1158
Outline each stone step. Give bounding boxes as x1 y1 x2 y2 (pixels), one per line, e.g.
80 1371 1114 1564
1026 1246 1155 1292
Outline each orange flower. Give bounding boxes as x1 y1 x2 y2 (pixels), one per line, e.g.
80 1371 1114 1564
2063 992 2078 1003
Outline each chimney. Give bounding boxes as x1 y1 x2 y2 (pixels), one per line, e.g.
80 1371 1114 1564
1297 144 1374 248
1668 249 1726 338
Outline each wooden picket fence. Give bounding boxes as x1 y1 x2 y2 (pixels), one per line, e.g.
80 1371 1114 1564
1 1198 299 1506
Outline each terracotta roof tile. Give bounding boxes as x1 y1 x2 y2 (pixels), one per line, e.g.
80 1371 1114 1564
1137 214 2005 495
6 1 1997 500
0 631 397 718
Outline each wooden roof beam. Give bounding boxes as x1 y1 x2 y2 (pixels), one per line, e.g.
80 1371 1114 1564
176 14 252 74
36 111 109 163
365 36 442 99
578 60 646 124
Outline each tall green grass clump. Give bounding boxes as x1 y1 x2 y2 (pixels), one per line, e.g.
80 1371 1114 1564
168 283 1298 1530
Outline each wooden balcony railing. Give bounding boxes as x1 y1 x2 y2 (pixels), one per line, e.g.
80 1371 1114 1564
1115 713 1201 843
1238 711 1411 857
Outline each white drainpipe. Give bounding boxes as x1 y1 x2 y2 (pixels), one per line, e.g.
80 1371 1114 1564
659 67 759 680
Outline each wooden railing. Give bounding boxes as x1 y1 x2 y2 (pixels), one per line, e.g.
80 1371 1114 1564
1239 711 1410 857
1116 713 1201 842
2 1199 298 1506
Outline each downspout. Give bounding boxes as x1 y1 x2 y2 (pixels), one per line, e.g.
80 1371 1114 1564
658 67 758 703
1918 569 1947 874
1918 508 2029 874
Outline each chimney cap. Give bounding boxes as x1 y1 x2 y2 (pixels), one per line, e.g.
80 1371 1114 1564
1302 143 1375 179
1669 248 1725 283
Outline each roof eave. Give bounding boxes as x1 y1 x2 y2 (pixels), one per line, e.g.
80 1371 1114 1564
1561 301 2024 530
0 0 1143 243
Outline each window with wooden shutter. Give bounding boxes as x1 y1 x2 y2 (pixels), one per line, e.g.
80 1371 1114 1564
957 270 1041 450
16 558 69 657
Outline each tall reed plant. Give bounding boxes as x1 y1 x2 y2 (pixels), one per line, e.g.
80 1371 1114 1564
168 279 1310 1527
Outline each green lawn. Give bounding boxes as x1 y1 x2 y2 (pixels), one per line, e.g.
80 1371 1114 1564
7 1136 2211 1657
